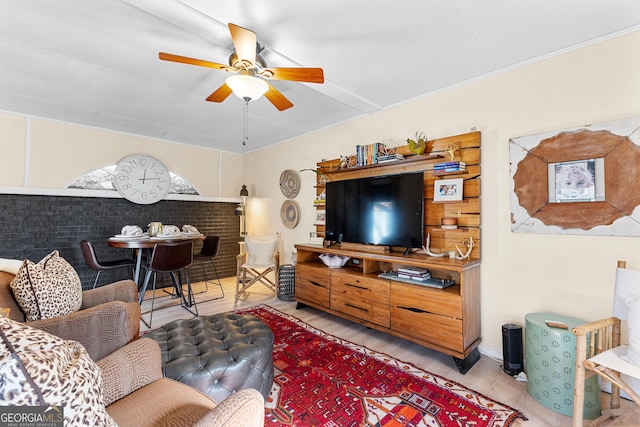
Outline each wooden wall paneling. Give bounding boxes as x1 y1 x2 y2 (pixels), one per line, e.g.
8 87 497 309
396 131 481 157
433 147 480 166
425 199 481 226
425 167 481 198
313 159 339 237
317 159 341 173
425 227 481 240
317 131 481 260
424 133 481 260
425 227 481 260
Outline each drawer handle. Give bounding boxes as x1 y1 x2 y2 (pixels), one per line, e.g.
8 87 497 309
345 302 368 312
399 306 428 314
345 282 368 291
309 280 324 288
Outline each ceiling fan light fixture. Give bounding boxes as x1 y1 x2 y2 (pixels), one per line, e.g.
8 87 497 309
226 74 268 101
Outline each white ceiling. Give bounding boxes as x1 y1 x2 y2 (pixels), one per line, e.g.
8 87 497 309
1 1 639 154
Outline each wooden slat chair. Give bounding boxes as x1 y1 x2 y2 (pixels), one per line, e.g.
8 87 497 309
572 260 640 426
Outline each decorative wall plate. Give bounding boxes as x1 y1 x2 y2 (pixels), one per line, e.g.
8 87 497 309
280 169 301 198
281 200 300 229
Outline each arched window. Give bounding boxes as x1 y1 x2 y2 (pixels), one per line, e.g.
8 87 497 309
66 165 199 195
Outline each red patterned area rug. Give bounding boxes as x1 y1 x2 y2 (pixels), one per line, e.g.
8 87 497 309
234 305 527 427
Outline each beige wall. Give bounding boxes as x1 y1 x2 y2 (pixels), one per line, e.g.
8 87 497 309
1 30 638 357
242 30 640 356
0 113 27 187
0 115 244 199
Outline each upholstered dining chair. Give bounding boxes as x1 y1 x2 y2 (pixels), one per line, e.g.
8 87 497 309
80 240 135 289
192 235 224 300
236 235 279 299
139 241 196 328
572 260 640 426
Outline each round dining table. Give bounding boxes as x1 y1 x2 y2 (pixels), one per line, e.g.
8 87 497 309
107 234 205 287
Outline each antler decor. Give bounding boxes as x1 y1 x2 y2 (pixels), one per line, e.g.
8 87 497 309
422 233 474 260
444 143 459 161
453 236 474 260
422 233 445 257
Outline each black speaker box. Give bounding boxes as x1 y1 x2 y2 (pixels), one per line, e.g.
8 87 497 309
502 323 523 376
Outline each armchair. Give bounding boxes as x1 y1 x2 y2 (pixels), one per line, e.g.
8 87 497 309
0 271 140 361
100 338 265 426
0 317 264 427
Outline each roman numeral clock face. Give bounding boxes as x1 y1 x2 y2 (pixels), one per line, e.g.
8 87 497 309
113 154 171 204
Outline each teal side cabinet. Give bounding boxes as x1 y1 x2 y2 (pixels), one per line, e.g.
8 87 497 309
525 313 601 419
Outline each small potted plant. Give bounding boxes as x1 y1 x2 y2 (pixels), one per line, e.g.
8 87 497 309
407 131 429 155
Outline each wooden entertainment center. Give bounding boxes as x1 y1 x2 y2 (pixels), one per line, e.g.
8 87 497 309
295 131 481 373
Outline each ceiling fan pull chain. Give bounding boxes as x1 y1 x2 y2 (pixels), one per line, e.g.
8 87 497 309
243 97 249 146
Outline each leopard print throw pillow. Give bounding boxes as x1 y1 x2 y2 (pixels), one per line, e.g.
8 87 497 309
0 317 116 426
10 251 82 321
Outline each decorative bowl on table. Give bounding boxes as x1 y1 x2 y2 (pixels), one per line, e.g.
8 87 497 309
121 225 143 236
319 254 350 268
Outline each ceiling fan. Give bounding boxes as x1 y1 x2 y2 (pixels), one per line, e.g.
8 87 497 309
159 23 324 111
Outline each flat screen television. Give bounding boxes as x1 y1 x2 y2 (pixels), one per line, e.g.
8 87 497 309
325 172 424 251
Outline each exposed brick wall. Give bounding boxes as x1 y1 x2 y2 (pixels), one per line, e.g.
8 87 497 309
0 194 241 290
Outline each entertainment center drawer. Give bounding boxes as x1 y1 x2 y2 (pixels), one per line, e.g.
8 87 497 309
330 272 389 303
390 282 462 319
295 264 331 308
390 307 463 352
330 294 390 327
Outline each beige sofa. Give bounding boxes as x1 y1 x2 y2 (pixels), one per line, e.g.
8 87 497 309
1 314 265 426
0 266 265 426
0 271 140 361
100 337 265 426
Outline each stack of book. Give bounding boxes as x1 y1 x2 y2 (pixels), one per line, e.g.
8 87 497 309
397 267 431 282
355 143 385 166
377 153 404 163
433 161 466 174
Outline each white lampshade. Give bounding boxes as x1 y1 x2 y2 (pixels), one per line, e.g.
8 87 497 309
226 74 269 101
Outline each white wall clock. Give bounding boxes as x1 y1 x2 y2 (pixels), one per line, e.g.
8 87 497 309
113 154 171 204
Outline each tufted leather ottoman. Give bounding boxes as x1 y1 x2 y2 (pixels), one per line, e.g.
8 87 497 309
144 313 274 403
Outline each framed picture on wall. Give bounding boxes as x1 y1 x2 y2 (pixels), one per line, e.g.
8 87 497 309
548 158 605 203
433 178 464 202
314 209 326 225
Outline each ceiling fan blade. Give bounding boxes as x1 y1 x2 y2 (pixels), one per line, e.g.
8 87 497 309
262 67 324 84
228 23 256 65
264 82 294 111
159 52 228 70
205 84 233 103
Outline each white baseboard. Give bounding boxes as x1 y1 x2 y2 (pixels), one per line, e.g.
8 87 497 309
478 345 503 363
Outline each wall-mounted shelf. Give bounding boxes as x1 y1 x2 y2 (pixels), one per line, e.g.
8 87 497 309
324 153 444 174
321 154 446 182
433 170 469 176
